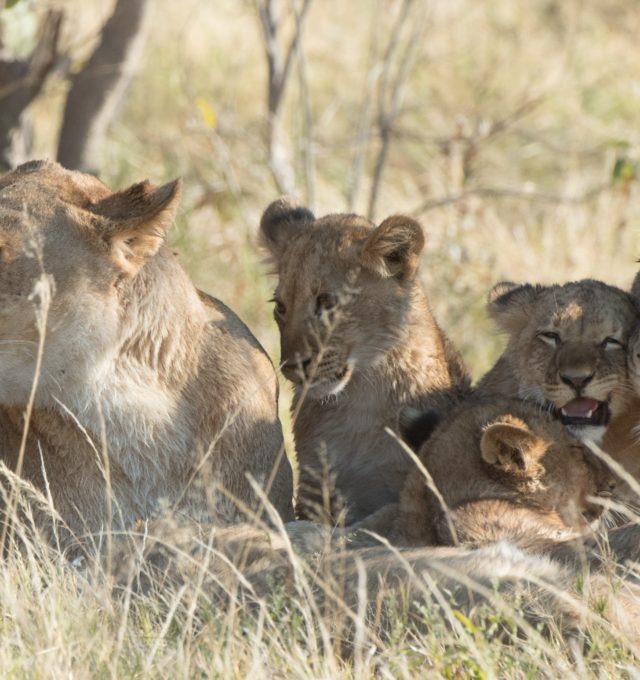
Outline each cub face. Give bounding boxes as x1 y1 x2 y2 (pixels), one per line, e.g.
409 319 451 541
260 197 424 399
479 412 612 528
0 160 180 405
488 280 638 442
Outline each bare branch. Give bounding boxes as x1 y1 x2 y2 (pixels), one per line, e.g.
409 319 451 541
0 9 63 170
279 0 312 110
409 183 610 216
367 0 425 221
56 0 150 172
255 0 313 194
344 1 381 211
257 0 282 115
293 1 315 209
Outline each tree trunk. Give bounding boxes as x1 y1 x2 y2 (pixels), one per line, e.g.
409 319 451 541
0 10 62 172
56 0 149 172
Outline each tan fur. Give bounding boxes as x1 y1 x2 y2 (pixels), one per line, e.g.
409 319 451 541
476 280 639 442
599 400 640 511
396 398 615 548
0 160 293 547
259 197 470 525
579 272 640 510
601 299 640 507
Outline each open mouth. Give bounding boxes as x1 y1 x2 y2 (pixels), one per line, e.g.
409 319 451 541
557 398 610 428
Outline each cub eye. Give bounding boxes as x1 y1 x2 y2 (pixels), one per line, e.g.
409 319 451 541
270 298 286 318
315 292 337 316
602 336 625 350
537 331 560 346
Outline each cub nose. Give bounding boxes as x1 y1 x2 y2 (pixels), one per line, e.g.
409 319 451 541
559 370 595 391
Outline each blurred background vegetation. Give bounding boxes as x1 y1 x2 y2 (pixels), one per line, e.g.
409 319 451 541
2 0 640 383
2 4 640 673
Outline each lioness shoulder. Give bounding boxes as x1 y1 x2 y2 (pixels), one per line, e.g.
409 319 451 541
0 160 293 547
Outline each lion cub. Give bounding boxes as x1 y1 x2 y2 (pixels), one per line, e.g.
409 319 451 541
397 398 614 549
260 197 470 524
476 280 639 443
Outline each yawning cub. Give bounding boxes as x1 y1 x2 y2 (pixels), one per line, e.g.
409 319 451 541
476 280 638 442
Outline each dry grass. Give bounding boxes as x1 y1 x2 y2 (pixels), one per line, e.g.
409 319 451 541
1 481 640 678
3 0 640 675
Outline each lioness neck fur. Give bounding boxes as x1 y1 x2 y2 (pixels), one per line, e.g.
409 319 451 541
0 160 293 545
260 197 470 525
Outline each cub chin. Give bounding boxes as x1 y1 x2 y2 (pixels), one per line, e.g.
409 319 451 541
396 398 615 550
476 279 639 444
260 197 470 525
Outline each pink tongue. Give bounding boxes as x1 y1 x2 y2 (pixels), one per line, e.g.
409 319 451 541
561 398 600 418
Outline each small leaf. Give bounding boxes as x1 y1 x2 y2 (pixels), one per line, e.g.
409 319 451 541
195 96 217 129
612 157 637 185
452 609 479 634
5 0 23 8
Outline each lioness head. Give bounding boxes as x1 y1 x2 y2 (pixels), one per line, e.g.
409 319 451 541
260 197 424 399
480 412 613 527
488 280 638 441
0 160 180 404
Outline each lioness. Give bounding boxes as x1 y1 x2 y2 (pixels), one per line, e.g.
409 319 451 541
476 280 639 443
396 398 615 549
0 160 293 546
259 197 470 524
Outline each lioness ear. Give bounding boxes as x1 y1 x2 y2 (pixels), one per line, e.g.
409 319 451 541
361 215 425 280
487 282 546 334
259 196 315 262
94 179 181 277
480 419 546 474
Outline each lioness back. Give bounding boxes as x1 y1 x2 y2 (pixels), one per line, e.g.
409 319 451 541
0 160 293 546
259 197 470 525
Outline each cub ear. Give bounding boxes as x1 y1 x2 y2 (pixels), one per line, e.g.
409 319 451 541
480 419 546 475
361 215 425 281
93 178 181 277
259 196 315 262
487 281 546 334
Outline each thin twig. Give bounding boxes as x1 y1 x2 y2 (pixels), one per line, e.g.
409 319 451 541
367 0 426 221
256 0 314 194
344 0 382 211
409 183 609 216
295 26 315 209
